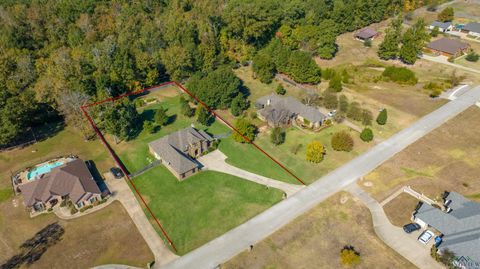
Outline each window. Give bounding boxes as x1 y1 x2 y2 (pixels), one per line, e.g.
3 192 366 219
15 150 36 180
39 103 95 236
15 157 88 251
89 197 97 204
77 201 84 208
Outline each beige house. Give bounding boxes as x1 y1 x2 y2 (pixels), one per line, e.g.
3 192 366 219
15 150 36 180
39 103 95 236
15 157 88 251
256 94 326 129
19 159 102 213
148 127 214 180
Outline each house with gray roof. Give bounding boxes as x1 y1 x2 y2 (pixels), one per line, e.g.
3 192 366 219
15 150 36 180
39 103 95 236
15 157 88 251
426 38 470 57
429 21 453 32
463 22 480 37
413 192 480 267
148 127 213 180
255 94 326 130
354 28 380 41
19 159 102 213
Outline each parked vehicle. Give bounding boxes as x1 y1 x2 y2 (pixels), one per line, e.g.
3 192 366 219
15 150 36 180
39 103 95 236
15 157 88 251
418 230 435 244
327 110 337 117
434 235 443 247
403 223 421 233
110 167 124 179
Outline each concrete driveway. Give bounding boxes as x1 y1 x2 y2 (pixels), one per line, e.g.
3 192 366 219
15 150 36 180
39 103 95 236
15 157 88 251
345 184 444 269
105 177 178 267
161 86 480 269
197 150 304 197
421 54 480 74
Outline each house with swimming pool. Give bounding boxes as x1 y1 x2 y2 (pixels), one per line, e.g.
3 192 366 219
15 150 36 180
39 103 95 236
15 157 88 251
14 158 102 213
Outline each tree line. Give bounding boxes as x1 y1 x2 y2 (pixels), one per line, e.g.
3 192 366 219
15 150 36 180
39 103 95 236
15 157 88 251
0 0 406 147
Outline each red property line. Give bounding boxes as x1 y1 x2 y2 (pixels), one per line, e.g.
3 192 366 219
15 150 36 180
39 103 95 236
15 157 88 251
172 81 306 185
80 80 306 253
80 104 178 253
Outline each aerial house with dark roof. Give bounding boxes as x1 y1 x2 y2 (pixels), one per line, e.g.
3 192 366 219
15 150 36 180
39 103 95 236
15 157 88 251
148 127 214 180
256 94 326 130
354 28 380 41
426 38 470 57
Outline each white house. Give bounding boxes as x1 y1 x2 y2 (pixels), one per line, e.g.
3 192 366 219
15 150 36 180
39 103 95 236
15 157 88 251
429 21 453 32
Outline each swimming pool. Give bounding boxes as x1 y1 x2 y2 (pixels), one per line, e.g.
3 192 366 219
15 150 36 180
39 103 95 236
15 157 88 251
27 161 65 180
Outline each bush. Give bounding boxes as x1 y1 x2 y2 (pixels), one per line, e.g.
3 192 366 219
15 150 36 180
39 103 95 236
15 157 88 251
232 118 256 143
376 109 387 125
361 109 373 126
347 102 362 122
382 66 418 85
143 120 157 134
60 200 67 207
231 93 249 116
364 39 372 47
360 128 374 142
328 73 343 92
306 141 325 163
340 247 361 267
331 131 354 152
339 95 349 113
154 107 169 126
270 127 285 145
276 85 286 95
180 97 194 117
79 205 93 213
70 207 78 215
466 51 479 62
322 68 335 80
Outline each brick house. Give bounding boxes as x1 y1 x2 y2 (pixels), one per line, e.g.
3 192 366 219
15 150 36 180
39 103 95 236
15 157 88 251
19 159 102 213
148 127 214 180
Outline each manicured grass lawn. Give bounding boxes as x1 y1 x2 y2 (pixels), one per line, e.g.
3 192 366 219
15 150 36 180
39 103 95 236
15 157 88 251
221 125 371 184
0 200 153 267
132 166 283 255
110 95 230 173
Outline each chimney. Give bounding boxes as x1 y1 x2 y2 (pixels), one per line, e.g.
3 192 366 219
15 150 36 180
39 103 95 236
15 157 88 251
267 99 271 106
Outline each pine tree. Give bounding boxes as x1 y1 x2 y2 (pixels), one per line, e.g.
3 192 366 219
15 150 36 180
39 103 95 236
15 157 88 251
328 73 343 92
399 19 430 64
154 107 169 126
437 7 454 22
376 109 388 125
378 17 403 60
196 106 213 126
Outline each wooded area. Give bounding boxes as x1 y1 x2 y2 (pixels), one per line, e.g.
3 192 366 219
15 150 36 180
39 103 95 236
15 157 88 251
1 0 415 147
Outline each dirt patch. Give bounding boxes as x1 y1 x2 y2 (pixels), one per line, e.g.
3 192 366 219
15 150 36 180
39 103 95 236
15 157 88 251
224 192 415 269
363 107 480 203
383 193 420 227
0 201 154 268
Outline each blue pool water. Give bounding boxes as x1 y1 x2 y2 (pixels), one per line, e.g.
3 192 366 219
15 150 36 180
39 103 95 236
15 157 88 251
27 161 65 180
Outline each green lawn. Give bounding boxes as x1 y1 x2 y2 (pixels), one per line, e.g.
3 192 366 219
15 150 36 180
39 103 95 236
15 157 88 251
221 125 371 184
111 95 230 173
132 166 283 255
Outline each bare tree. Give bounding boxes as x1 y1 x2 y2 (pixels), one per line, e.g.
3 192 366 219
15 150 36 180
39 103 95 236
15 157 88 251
57 91 93 139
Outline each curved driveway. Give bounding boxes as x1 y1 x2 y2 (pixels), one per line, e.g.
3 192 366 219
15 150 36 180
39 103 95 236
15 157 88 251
161 86 480 269
197 150 304 197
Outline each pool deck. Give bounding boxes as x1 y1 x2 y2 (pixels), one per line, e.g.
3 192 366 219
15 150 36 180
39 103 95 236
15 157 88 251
12 156 77 191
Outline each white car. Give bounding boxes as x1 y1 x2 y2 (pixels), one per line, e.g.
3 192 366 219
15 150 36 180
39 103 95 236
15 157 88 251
327 110 337 117
418 230 434 245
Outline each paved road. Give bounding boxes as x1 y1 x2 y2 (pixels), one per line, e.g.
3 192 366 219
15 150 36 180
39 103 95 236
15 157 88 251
346 184 444 269
161 86 480 269
106 177 178 267
421 54 480 74
198 150 304 197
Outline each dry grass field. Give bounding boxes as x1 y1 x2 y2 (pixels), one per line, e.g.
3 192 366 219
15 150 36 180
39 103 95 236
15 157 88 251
224 192 415 269
360 107 480 227
0 200 154 268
